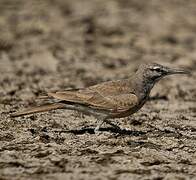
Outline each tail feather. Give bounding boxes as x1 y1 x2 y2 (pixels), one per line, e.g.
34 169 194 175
10 103 65 117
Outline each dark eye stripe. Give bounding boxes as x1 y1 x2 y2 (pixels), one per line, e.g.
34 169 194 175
154 68 162 72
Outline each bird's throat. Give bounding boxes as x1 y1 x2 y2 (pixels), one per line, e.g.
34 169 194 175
130 75 156 101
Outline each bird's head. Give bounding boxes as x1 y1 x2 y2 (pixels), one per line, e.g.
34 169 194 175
136 62 190 84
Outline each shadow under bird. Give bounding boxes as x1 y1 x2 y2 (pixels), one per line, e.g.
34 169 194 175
11 63 190 132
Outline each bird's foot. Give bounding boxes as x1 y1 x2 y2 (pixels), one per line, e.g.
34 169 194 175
104 120 121 130
94 119 122 134
94 127 102 135
94 119 104 134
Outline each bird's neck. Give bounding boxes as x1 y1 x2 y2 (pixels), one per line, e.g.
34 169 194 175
129 73 155 101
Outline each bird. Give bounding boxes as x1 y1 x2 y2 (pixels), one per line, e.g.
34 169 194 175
11 62 190 132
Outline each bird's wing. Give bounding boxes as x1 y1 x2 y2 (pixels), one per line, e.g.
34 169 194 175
103 93 139 112
47 90 115 110
47 89 138 112
88 79 131 96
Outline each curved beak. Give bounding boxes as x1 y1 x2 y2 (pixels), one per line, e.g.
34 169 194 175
166 67 191 75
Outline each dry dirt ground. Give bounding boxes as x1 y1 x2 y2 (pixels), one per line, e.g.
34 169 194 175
0 0 196 179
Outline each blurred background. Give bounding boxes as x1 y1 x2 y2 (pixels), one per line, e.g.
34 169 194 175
0 1 196 180
0 0 195 93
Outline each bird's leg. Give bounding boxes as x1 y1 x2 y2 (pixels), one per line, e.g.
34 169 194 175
94 116 106 133
94 117 121 134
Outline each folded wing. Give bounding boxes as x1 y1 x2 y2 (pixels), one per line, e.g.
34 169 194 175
48 89 138 113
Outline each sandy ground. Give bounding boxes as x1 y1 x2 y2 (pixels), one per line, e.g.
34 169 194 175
0 0 196 179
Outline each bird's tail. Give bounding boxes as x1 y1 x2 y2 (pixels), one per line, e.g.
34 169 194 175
10 103 65 117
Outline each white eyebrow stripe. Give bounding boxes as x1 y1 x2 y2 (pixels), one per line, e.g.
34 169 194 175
151 66 161 70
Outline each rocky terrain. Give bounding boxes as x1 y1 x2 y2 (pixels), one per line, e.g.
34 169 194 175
0 0 196 179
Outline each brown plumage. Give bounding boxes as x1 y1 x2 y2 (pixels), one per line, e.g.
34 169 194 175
11 63 189 132
11 80 139 118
